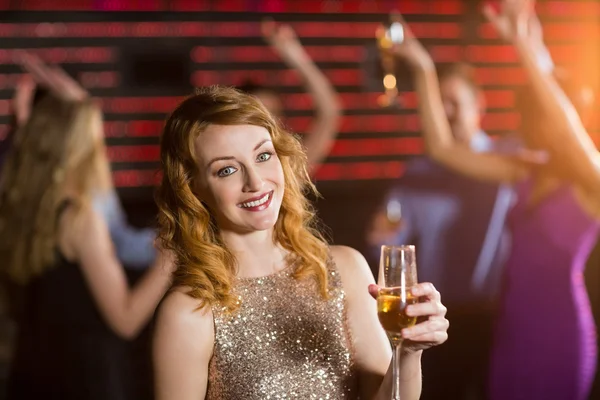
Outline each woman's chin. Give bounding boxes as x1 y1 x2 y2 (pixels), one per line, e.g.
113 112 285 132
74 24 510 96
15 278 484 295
247 217 278 232
223 218 278 235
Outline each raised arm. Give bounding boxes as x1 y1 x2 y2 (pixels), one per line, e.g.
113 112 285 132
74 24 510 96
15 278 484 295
484 0 600 197
153 290 214 400
386 15 533 184
262 21 342 172
17 53 88 101
65 205 174 339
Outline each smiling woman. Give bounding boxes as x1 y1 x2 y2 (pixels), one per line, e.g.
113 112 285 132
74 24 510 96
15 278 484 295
152 85 449 400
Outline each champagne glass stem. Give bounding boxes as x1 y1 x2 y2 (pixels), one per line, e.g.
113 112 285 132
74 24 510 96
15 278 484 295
391 340 402 400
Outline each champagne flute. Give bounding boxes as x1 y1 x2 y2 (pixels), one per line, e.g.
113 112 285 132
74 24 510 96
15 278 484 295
377 245 418 400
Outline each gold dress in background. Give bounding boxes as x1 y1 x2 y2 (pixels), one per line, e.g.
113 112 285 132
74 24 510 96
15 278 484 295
206 260 358 399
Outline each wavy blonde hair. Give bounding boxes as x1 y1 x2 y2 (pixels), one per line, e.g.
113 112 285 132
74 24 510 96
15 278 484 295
0 95 111 284
156 86 330 310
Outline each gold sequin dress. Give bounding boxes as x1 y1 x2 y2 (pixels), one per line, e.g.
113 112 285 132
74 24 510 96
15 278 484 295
206 261 358 399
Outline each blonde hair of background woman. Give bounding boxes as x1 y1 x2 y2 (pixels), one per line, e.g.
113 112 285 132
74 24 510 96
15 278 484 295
0 96 111 284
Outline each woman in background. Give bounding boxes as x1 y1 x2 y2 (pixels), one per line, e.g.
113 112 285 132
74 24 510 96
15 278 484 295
0 91 174 399
0 55 159 270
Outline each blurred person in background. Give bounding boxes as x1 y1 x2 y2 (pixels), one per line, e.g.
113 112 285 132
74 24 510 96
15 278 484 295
0 60 175 399
0 57 158 271
238 20 341 172
0 56 171 400
365 51 516 400
389 0 599 398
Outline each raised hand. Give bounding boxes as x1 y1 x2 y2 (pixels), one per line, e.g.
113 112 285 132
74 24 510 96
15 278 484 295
482 0 535 42
369 282 449 353
378 12 434 71
16 52 88 101
261 19 308 66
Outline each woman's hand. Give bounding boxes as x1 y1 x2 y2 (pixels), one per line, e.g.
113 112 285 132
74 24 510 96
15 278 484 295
369 282 449 353
16 52 88 101
379 13 434 72
261 20 309 67
482 0 535 43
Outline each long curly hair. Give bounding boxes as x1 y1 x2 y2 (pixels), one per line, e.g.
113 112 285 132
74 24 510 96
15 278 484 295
156 86 329 311
0 95 111 284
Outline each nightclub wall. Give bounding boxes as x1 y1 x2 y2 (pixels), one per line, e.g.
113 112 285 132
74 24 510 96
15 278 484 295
0 0 598 253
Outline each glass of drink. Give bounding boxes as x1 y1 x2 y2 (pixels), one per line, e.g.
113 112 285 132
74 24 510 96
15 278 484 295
377 245 418 400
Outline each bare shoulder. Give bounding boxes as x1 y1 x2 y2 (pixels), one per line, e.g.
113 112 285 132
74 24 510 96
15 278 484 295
329 245 376 291
153 287 214 399
156 287 214 341
330 245 373 274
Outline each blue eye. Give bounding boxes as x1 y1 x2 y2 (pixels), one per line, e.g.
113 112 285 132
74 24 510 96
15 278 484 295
217 166 237 177
257 152 272 162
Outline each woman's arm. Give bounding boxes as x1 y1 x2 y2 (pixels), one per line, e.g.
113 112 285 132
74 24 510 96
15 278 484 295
387 15 530 184
484 0 600 196
412 66 529 183
66 205 174 339
153 290 214 400
93 189 157 269
262 21 342 172
331 245 448 400
18 53 88 101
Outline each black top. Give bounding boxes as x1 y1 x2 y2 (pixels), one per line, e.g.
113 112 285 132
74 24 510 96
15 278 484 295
6 203 133 400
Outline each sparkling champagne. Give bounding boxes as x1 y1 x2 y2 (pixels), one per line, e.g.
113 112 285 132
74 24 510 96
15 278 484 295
378 245 417 400
377 287 417 340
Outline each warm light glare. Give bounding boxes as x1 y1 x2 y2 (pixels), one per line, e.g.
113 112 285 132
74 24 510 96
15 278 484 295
383 74 397 89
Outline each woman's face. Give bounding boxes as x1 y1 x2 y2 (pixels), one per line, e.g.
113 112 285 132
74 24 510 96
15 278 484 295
193 124 285 234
